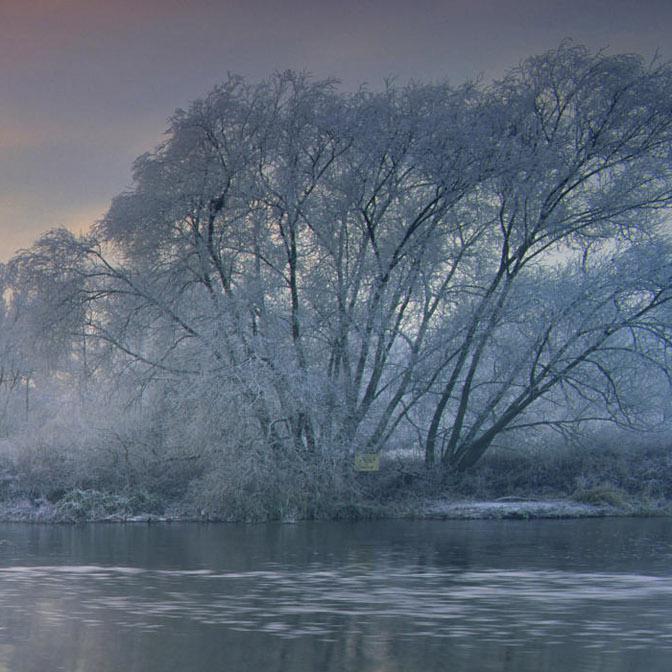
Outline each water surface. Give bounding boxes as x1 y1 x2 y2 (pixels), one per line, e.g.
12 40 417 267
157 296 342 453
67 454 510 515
0 518 670 671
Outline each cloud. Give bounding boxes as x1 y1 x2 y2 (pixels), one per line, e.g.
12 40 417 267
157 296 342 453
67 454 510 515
0 196 106 261
0 122 54 151
1 0 671 262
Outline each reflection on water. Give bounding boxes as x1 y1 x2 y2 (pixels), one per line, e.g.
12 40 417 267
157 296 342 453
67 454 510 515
0 518 670 671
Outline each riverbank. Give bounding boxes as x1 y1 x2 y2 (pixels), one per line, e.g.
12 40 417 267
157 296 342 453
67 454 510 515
0 491 669 523
415 496 672 520
1 438 670 523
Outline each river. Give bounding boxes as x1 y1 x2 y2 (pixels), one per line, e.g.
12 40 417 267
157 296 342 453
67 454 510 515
0 518 670 671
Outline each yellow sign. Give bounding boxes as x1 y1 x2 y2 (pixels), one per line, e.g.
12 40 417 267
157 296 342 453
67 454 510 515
354 453 380 472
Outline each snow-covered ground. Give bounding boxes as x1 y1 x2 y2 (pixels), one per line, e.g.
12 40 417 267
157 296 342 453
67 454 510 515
417 497 649 519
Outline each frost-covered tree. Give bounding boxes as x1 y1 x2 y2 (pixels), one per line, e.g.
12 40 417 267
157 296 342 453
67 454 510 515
11 44 672 474
419 46 672 467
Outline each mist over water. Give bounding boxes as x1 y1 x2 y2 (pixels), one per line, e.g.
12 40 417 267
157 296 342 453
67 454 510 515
0 519 670 671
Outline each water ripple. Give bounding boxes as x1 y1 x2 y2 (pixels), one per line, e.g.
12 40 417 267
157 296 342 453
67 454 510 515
0 564 670 649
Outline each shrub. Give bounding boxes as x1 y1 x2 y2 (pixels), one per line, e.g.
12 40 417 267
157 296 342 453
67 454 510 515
571 482 629 507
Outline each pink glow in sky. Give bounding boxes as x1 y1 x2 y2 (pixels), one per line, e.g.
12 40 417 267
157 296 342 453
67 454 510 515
0 0 670 260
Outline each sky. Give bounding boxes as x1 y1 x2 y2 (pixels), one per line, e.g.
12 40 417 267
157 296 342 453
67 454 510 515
0 0 670 260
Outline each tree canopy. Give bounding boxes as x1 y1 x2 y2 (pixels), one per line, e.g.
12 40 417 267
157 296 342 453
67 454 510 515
4 44 672 476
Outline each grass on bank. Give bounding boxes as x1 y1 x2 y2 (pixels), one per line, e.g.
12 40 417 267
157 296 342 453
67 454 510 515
0 433 670 522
